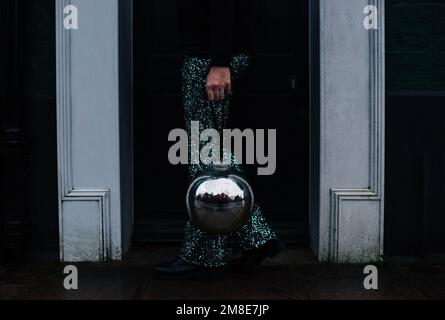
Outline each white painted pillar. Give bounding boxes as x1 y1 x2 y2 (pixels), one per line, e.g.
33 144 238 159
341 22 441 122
311 0 385 262
56 0 133 261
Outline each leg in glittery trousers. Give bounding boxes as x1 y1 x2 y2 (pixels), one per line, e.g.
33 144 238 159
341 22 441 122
179 54 278 267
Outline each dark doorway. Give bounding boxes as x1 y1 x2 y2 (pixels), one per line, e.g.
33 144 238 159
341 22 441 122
133 0 309 243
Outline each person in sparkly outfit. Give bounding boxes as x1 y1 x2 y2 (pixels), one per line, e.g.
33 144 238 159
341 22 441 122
154 0 284 278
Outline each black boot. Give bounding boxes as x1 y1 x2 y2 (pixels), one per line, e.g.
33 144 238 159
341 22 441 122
230 239 285 273
153 257 222 280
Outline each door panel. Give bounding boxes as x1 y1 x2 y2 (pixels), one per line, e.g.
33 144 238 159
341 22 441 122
385 95 445 256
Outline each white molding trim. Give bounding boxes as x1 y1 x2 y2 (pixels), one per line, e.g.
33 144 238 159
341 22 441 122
60 189 112 261
56 0 118 262
329 1 385 262
318 0 385 262
329 189 382 262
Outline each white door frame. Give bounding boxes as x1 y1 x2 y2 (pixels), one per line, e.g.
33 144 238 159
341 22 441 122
309 0 385 262
56 0 385 262
56 0 133 261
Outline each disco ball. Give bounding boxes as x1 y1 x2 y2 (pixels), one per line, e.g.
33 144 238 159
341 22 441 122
186 164 254 235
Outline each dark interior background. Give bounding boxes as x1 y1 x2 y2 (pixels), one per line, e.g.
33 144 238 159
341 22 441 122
0 0 58 260
1 0 444 260
133 0 310 243
384 0 445 256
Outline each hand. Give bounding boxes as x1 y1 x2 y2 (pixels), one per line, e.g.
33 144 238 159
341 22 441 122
205 66 232 101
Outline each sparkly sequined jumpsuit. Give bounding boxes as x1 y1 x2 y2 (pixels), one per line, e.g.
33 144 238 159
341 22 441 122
179 54 278 267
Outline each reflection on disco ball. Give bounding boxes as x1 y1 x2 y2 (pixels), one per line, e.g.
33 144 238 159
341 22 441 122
186 164 254 235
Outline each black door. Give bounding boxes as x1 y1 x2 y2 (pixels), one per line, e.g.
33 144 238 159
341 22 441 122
133 0 309 243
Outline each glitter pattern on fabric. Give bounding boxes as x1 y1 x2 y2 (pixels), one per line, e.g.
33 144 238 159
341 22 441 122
179 54 278 267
